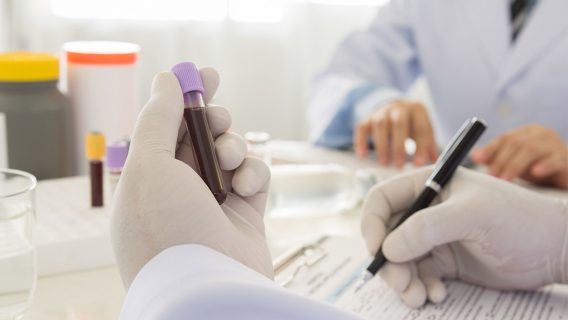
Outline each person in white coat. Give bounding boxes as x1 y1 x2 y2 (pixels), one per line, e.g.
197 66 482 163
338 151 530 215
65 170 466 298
309 0 568 189
112 69 568 318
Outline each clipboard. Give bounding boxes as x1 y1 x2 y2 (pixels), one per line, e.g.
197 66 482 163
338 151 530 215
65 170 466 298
273 235 370 301
273 236 330 287
273 235 568 319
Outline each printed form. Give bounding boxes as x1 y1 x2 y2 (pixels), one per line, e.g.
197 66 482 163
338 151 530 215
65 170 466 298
334 270 568 319
278 236 568 320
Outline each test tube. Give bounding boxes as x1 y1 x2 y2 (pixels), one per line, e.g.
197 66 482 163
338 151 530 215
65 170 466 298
106 140 129 201
245 131 271 165
171 62 227 204
85 132 106 207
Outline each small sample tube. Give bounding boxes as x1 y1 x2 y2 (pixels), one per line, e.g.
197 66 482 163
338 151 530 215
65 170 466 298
85 132 106 207
171 62 227 204
106 140 129 201
245 131 271 165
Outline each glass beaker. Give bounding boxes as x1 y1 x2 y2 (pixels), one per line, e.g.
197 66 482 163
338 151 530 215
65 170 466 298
0 169 37 320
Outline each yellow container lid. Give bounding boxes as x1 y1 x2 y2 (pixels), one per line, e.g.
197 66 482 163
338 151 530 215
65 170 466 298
0 52 59 82
85 132 106 160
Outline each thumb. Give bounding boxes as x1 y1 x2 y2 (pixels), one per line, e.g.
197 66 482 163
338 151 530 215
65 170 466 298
129 72 184 158
361 167 433 255
382 199 471 263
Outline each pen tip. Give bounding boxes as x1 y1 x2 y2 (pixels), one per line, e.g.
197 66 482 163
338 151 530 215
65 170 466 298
354 271 373 293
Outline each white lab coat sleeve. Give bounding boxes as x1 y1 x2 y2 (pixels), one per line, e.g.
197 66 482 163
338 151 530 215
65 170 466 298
119 244 363 320
308 0 419 148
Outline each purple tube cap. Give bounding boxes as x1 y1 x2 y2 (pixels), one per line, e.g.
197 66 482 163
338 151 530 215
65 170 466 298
107 141 129 169
171 62 204 95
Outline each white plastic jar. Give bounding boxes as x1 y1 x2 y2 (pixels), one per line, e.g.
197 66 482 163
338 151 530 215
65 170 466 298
63 41 139 174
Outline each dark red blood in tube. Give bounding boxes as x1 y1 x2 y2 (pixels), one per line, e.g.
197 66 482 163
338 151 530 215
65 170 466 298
90 160 103 207
184 108 227 204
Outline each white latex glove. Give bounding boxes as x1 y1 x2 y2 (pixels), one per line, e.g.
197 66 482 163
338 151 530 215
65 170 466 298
110 69 273 288
361 167 568 308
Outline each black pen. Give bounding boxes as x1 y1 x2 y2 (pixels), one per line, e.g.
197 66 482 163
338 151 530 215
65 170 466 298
355 117 487 291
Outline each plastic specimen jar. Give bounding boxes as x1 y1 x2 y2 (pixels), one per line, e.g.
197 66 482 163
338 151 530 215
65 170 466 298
267 164 366 218
244 131 271 165
0 52 72 179
63 41 139 174
0 169 37 319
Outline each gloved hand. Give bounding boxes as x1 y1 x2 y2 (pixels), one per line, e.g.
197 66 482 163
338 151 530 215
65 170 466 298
110 69 273 288
361 167 568 308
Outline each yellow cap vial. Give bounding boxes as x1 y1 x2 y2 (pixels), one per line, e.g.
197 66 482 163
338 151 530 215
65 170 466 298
85 132 106 160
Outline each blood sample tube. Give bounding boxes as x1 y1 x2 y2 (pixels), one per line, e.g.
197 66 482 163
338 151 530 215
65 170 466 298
171 62 227 204
106 139 129 201
85 132 106 207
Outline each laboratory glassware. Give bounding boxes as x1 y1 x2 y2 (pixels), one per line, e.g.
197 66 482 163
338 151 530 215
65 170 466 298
85 132 106 207
0 169 37 319
171 62 226 204
106 139 129 201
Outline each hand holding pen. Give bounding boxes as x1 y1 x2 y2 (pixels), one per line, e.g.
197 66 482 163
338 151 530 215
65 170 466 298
357 118 568 309
355 118 486 297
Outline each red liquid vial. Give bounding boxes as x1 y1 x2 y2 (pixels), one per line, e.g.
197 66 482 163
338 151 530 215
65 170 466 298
172 62 227 204
90 160 103 207
85 132 106 207
184 106 226 204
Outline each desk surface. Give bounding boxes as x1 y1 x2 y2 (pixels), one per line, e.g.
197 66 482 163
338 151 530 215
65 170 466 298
25 209 363 320
24 141 377 320
23 141 567 319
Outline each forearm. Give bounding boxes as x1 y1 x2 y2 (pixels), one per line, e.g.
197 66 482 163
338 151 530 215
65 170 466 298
308 78 403 148
308 1 419 148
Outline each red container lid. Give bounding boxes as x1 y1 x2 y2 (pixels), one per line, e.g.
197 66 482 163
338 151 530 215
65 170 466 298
64 41 139 65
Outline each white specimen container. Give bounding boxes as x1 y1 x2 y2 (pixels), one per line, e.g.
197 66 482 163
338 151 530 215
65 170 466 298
267 164 375 218
63 41 139 174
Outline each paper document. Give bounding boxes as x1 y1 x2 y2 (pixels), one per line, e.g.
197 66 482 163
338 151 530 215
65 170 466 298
334 266 568 319
276 236 568 319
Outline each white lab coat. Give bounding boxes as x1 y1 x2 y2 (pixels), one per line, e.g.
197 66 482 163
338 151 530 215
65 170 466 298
309 0 568 148
119 245 361 319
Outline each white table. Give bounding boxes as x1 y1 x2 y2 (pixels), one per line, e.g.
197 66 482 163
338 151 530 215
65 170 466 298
23 141 379 319
25 210 363 320
22 141 567 319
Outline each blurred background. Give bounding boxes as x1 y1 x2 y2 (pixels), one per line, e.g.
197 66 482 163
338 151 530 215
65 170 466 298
0 0 391 140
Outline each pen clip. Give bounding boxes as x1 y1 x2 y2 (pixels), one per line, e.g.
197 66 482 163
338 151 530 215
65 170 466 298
434 117 487 171
429 117 486 188
434 119 474 171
